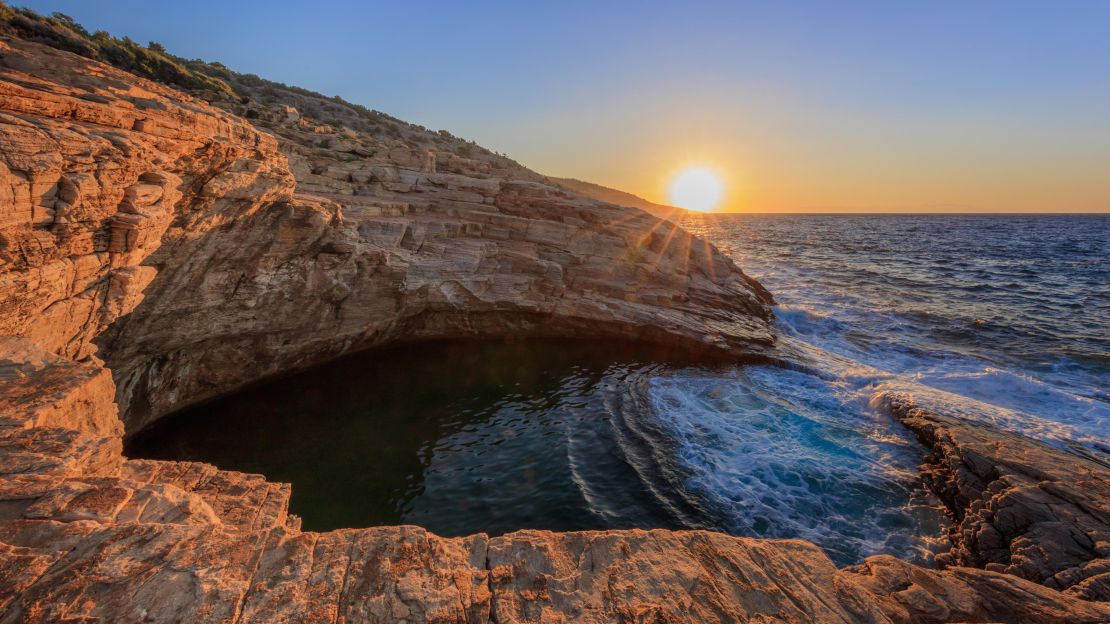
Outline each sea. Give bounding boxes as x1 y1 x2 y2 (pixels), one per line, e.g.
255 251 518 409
130 214 1109 567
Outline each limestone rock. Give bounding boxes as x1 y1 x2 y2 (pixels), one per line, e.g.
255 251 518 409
0 34 774 434
884 392 1110 601
237 526 491 624
0 37 294 363
0 337 121 477
0 337 119 437
486 529 878 623
839 554 1110 623
486 529 1110 623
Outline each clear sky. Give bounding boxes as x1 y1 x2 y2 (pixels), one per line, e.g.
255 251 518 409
21 1 1110 212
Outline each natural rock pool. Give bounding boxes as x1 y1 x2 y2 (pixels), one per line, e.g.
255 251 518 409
127 338 946 566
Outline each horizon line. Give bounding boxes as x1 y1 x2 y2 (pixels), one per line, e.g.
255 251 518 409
694 211 1110 216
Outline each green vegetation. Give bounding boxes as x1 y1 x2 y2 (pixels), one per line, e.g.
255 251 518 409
0 4 237 96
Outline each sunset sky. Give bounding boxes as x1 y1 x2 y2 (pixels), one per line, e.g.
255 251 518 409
24 1 1110 213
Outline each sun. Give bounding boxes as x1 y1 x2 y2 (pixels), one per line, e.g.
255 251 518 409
668 167 724 212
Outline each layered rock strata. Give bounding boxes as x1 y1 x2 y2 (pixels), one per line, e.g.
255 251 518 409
884 393 1110 601
0 31 1108 624
0 36 772 433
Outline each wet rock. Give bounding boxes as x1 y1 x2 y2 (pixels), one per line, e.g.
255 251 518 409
884 392 1110 601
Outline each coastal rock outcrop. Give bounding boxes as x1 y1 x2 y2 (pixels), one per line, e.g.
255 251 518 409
101 175 775 432
0 37 294 377
0 36 773 433
1 341 1106 622
1 26 1108 624
486 529 1110 623
883 393 1110 601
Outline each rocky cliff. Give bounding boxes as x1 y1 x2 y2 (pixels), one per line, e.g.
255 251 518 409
0 20 1108 624
882 393 1110 601
548 177 687 220
0 33 772 433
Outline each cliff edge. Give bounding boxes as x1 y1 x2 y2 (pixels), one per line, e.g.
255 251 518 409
0 32 772 433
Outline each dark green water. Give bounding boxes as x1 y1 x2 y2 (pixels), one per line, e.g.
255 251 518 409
123 213 1110 566
127 335 948 566
126 339 705 535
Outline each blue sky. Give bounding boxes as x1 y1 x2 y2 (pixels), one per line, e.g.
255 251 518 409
20 1 1110 212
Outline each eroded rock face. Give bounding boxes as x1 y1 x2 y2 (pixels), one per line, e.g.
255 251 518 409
1 33 1108 624
0 339 1105 623
101 178 775 432
1 353 1105 624
0 39 293 366
883 393 1110 601
0 34 774 433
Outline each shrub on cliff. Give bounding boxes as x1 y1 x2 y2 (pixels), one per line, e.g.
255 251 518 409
0 2 529 176
96 35 237 97
0 2 236 98
0 6 98 56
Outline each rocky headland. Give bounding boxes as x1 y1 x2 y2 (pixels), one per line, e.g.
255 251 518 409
0 10 1107 623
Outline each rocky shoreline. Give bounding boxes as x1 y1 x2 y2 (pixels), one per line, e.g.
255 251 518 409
0 33 1107 623
883 393 1110 601
3 338 1107 623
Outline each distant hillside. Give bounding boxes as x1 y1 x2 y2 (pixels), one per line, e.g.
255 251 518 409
0 3 698 219
549 177 688 220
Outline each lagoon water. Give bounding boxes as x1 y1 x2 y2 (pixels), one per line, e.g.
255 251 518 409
129 214 1108 566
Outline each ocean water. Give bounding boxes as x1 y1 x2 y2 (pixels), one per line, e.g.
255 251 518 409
680 213 1108 456
659 213 1109 564
129 214 1108 567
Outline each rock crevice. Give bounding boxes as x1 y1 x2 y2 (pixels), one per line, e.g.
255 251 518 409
883 393 1110 601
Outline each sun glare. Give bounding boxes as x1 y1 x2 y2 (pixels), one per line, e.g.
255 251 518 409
668 168 724 212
